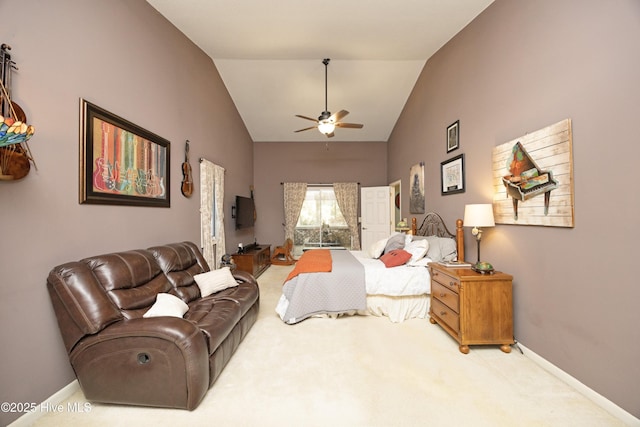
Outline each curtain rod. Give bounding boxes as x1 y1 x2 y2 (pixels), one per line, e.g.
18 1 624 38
280 182 360 186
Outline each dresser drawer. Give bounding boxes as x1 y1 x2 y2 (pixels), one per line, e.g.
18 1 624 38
431 298 459 333
431 282 459 313
431 268 460 293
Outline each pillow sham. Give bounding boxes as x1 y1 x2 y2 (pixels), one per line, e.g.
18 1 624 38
143 293 189 318
379 249 413 268
383 233 406 254
417 235 457 262
193 267 238 297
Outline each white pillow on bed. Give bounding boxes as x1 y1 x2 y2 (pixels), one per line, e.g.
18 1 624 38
368 238 388 259
193 267 238 297
143 293 189 318
404 239 429 263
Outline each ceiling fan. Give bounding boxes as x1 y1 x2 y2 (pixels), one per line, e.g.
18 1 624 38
294 58 363 138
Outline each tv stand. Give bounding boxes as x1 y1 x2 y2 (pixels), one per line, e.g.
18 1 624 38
232 244 271 278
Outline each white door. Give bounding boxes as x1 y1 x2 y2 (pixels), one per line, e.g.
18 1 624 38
360 186 393 250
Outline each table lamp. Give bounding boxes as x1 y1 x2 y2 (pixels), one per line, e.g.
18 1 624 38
463 204 495 272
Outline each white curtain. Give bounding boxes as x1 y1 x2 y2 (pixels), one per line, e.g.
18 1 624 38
333 182 360 250
283 182 307 242
200 159 226 269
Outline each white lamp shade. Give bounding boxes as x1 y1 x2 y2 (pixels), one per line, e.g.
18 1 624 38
464 204 495 227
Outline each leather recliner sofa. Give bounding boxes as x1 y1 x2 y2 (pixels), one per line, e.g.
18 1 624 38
46 241 259 410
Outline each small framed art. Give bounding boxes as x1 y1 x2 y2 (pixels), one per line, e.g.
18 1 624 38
447 120 459 153
440 154 465 195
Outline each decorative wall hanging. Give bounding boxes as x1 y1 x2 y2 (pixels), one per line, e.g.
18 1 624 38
441 154 465 195
409 162 425 213
1 43 36 181
447 120 459 153
492 118 574 227
79 99 170 207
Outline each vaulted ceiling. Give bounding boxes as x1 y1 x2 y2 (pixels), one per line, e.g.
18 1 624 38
147 0 494 142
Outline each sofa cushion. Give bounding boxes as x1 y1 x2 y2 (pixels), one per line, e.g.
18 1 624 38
143 293 189 318
185 297 242 354
193 267 238 297
149 242 210 303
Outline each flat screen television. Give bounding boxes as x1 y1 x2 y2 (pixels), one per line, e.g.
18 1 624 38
235 196 255 229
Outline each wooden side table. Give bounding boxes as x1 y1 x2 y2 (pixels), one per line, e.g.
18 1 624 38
428 262 514 354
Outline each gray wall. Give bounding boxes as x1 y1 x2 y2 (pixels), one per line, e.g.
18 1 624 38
0 1 253 425
388 0 639 417
253 141 387 248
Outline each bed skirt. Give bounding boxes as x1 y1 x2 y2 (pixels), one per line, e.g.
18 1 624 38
366 294 430 323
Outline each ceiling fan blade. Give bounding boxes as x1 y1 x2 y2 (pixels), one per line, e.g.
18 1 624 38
294 126 318 133
295 114 318 123
330 110 349 122
335 122 364 129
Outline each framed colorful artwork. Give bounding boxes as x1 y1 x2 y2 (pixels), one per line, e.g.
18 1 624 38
79 99 171 207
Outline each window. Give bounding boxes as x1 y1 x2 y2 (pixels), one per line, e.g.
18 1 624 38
296 187 347 227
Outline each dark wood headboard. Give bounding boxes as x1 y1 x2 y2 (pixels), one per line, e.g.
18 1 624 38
411 213 465 262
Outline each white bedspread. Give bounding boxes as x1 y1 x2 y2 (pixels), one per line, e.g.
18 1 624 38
349 251 431 296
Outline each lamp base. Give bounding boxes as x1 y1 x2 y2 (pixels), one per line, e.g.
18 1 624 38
471 261 494 274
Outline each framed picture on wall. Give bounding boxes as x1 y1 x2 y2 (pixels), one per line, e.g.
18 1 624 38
79 99 171 207
440 154 465 195
447 120 459 153
409 162 425 213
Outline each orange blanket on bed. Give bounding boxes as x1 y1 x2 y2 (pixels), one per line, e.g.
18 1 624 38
285 249 332 282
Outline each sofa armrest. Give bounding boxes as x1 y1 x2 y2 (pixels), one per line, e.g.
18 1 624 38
70 317 209 410
232 269 258 287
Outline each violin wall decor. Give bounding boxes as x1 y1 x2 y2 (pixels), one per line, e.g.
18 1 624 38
181 140 193 198
0 43 36 181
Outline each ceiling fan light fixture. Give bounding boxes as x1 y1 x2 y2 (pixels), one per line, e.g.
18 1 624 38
318 120 335 135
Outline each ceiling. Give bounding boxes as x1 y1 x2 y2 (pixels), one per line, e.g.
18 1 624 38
147 0 494 142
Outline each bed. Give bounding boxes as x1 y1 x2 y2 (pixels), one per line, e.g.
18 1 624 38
276 212 464 324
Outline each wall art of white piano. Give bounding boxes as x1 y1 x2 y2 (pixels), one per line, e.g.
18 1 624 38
492 119 574 227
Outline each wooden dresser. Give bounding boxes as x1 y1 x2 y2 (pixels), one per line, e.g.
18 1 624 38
428 262 514 354
232 244 271 278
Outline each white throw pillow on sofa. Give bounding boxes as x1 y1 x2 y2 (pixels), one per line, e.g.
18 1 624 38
193 267 238 297
143 293 189 318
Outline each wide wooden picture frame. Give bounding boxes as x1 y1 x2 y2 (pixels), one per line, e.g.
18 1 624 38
79 99 170 207
440 154 465 195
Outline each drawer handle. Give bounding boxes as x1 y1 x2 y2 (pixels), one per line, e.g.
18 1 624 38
439 293 445 297
449 281 455 287
440 311 447 316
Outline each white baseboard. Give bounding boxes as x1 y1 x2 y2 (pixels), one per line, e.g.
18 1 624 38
8 380 80 427
518 343 639 426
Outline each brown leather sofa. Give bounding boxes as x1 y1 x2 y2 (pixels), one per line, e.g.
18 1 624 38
47 241 259 410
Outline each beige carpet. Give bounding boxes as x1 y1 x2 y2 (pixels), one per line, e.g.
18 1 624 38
30 265 627 427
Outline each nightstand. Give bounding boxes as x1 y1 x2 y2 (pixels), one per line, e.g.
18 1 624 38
428 262 514 354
